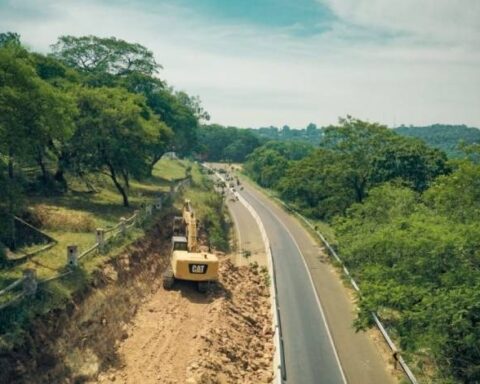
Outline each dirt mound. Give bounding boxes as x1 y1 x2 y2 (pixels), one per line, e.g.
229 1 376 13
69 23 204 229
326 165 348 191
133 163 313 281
186 261 273 384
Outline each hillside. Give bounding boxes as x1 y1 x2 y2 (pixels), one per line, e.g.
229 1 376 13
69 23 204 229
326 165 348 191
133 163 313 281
395 124 480 157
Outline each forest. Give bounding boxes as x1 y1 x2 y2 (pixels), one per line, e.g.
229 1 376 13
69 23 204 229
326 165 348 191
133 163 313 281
0 32 206 252
395 124 480 158
244 117 480 383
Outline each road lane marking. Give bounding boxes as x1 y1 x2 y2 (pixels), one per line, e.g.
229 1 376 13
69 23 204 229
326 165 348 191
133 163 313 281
241 187 348 384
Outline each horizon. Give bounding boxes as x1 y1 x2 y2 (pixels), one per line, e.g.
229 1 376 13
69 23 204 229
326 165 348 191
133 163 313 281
1 0 479 128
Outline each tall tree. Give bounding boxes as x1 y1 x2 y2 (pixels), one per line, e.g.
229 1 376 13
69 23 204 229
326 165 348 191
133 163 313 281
0 45 76 182
69 87 169 206
51 35 161 76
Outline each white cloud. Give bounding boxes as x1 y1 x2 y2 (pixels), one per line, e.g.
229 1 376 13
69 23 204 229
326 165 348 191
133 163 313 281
322 0 480 46
1 0 479 127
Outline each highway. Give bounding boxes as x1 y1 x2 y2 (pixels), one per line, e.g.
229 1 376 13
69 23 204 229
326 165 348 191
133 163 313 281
230 177 397 384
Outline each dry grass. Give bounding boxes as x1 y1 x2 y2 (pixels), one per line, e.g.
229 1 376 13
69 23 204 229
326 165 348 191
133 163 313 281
0 158 188 291
33 205 96 233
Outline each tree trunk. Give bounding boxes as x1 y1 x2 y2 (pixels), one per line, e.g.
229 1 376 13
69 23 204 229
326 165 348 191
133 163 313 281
37 152 48 183
121 170 130 189
8 148 14 179
108 164 129 207
149 152 163 175
354 178 367 203
54 152 68 189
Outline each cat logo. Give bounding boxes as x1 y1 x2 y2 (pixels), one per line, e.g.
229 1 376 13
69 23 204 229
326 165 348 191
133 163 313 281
189 264 208 274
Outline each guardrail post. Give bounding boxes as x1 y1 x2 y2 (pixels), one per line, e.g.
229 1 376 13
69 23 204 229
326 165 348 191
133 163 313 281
96 228 105 253
67 245 78 268
22 269 37 296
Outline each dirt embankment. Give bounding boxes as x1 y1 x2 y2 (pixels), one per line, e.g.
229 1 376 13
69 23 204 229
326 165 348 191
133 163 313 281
2 210 274 384
1 211 173 384
96 260 273 384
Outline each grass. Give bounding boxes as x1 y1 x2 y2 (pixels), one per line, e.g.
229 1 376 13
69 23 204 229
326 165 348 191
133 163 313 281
0 158 188 293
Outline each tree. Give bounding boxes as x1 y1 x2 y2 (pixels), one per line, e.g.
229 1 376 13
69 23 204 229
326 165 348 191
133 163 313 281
0 45 76 183
244 141 313 188
0 32 21 47
146 88 203 157
69 87 167 206
196 124 262 162
424 161 480 223
250 117 449 219
51 35 161 76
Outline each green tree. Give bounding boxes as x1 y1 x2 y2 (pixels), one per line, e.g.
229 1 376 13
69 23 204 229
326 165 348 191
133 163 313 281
69 87 167 206
274 117 448 219
244 141 313 188
0 45 76 183
0 32 21 47
51 35 161 76
424 161 480 223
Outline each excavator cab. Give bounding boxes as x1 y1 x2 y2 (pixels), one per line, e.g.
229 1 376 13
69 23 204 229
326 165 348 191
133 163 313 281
172 236 188 251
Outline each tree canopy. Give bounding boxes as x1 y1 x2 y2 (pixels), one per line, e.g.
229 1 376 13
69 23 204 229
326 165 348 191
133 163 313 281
0 31 204 238
51 35 161 76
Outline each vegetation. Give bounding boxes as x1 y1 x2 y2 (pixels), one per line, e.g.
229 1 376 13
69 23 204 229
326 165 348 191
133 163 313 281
197 124 262 162
243 141 314 188
245 117 480 383
183 163 230 251
248 123 323 144
246 117 448 219
395 124 480 158
0 32 205 251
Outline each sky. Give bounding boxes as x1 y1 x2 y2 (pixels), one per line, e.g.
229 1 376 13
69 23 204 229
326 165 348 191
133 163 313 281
1 0 479 128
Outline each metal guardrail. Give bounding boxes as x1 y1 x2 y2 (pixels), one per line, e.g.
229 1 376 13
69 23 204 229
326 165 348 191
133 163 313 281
204 164 285 384
272 197 419 384
0 177 191 311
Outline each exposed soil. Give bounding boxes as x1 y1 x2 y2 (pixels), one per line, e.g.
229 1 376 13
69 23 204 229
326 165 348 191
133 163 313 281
1 209 273 384
96 260 274 384
1 211 174 384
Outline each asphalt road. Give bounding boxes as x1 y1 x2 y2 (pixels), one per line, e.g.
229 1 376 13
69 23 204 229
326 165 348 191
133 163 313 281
234 179 397 384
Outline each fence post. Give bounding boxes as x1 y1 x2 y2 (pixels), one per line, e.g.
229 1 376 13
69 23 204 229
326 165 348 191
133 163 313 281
67 245 78 268
22 269 37 296
146 205 153 216
96 228 105 253
120 217 127 236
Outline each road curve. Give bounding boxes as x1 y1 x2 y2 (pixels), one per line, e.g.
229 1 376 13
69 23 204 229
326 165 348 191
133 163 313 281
237 180 397 384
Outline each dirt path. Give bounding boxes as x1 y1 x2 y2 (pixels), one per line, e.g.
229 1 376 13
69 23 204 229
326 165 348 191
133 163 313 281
96 260 273 384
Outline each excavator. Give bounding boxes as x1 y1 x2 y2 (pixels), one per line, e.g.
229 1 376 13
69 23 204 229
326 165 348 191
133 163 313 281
162 199 219 292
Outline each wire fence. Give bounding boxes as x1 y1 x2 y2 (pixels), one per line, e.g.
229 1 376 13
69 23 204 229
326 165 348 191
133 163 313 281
0 177 191 312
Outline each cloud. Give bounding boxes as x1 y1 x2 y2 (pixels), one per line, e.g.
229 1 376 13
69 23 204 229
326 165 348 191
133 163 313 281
0 0 479 127
321 0 480 45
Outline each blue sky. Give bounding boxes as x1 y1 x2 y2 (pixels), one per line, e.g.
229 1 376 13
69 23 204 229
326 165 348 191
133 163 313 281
1 0 479 128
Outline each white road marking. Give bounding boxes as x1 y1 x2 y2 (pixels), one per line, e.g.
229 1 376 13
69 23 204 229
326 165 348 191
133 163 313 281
242 187 348 384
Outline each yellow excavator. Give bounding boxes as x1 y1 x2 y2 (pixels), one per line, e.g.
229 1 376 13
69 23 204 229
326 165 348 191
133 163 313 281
163 199 219 292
